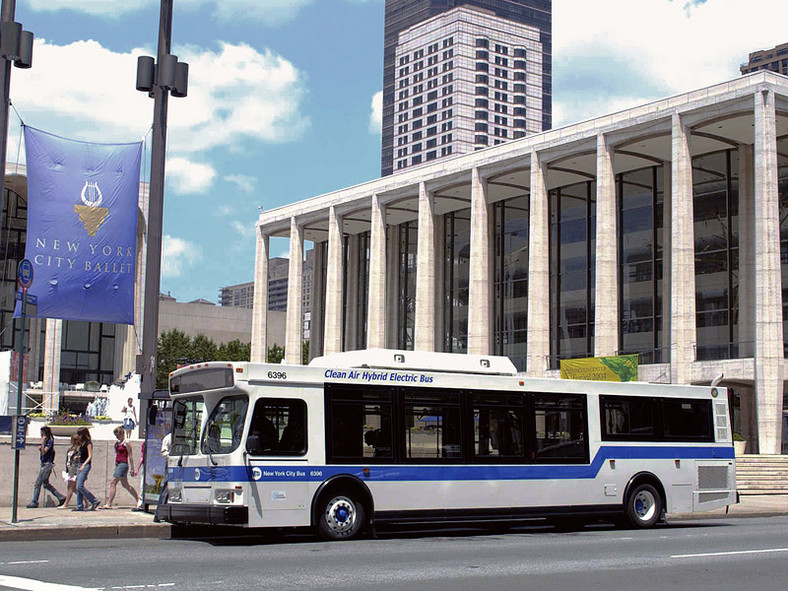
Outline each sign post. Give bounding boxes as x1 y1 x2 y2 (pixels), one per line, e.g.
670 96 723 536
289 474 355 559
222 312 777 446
11 258 33 523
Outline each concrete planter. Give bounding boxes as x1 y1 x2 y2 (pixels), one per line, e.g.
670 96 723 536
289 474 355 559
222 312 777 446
734 440 747 456
47 424 92 438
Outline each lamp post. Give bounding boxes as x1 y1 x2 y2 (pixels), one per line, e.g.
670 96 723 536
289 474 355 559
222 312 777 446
135 0 188 402
0 0 35 526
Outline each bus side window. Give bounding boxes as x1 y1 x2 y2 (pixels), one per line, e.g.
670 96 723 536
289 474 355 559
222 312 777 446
247 399 307 456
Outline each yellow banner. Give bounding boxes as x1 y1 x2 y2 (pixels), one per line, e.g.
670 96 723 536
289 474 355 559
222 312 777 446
559 355 639 382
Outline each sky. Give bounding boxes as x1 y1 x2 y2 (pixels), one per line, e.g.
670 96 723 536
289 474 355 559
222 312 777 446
6 0 788 304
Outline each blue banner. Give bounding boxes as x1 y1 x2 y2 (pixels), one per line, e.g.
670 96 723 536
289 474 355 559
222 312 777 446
17 126 142 324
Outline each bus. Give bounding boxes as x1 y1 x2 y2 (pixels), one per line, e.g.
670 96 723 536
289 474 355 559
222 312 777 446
160 349 736 540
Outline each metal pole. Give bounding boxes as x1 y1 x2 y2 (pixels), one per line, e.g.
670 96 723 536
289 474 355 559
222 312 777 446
136 0 172 399
11 290 26 523
1 0 19 525
0 0 16 192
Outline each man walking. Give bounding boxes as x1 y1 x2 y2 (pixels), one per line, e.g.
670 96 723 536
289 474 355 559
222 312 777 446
27 425 66 508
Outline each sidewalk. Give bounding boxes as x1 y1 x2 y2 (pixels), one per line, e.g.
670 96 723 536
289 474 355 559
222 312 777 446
0 503 169 542
1 495 786 542
666 493 788 522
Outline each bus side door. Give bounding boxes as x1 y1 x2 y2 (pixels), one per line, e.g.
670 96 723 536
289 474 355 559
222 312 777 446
245 398 310 527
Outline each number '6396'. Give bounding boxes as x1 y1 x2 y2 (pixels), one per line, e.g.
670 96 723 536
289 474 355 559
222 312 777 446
267 371 287 379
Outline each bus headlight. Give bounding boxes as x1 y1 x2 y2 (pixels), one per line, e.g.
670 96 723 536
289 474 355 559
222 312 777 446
214 489 235 504
169 486 182 503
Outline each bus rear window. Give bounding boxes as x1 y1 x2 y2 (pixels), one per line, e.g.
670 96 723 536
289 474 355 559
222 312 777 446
172 397 205 456
170 367 234 394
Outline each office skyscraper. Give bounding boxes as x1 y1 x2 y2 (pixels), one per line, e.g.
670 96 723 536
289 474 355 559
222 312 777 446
740 41 788 76
382 0 551 176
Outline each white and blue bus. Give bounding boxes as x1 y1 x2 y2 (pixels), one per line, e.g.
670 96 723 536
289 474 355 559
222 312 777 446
161 349 736 540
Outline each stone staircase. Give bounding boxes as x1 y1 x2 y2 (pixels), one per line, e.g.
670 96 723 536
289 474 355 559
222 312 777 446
735 455 788 494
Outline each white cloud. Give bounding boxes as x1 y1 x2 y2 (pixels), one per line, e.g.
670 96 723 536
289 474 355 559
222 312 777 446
162 234 202 278
166 157 217 195
224 174 257 193
552 0 788 127
369 90 382 136
9 38 309 156
231 220 255 240
167 42 310 153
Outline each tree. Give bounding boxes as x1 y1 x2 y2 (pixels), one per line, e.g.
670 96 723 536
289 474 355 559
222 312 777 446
157 330 252 389
267 343 284 364
217 339 251 361
190 334 217 363
157 329 191 389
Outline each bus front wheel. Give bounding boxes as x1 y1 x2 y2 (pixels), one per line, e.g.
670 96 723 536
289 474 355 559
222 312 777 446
317 493 366 541
624 483 662 528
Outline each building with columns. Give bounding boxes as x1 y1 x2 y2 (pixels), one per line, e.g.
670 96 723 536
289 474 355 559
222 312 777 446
253 73 788 455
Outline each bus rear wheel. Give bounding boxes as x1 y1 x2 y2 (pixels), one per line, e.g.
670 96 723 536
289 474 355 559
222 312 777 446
317 493 366 541
625 483 662 528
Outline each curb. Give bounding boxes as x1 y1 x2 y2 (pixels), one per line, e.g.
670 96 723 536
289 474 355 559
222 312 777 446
0 523 170 542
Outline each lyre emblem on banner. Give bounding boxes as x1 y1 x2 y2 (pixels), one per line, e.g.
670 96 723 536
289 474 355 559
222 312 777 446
81 181 104 207
74 180 109 236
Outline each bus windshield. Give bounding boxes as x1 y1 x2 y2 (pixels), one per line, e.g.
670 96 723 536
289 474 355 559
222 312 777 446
202 395 249 454
172 396 205 456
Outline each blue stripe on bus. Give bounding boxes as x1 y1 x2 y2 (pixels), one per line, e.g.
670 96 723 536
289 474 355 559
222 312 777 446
169 445 734 484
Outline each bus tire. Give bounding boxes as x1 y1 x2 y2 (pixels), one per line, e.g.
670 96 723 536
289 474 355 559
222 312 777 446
316 492 366 541
624 483 662 528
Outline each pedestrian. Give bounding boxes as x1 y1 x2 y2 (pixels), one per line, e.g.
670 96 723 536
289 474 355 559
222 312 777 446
102 426 139 508
122 397 137 439
73 426 100 511
27 426 66 508
58 433 81 509
154 431 171 523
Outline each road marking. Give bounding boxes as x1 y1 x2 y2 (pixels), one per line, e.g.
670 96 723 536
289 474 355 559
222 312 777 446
0 574 101 591
1 560 49 566
672 547 788 559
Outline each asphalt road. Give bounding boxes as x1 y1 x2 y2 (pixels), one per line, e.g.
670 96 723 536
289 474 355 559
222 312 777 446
1 516 788 591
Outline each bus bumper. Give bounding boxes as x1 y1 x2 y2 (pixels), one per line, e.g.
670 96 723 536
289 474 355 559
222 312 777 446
161 504 248 526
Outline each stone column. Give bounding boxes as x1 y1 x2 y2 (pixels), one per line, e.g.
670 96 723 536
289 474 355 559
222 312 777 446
386 225 400 349
284 218 304 365
309 241 326 360
661 165 672 367
753 88 784 455
738 144 755 359
670 113 696 384
251 229 269 362
527 150 550 376
594 133 619 357
414 182 436 351
468 167 491 355
323 206 344 355
42 319 62 413
344 233 360 351
367 194 387 349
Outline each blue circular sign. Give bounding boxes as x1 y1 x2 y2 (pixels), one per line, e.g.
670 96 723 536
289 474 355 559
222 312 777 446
18 258 33 289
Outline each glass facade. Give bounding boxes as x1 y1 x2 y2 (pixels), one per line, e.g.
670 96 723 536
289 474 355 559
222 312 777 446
397 222 418 350
56 320 116 385
493 194 529 370
617 166 665 364
693 149 739 361
549 181 596 367
443 209 470 352
778 137 788 356
0 188 29 352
